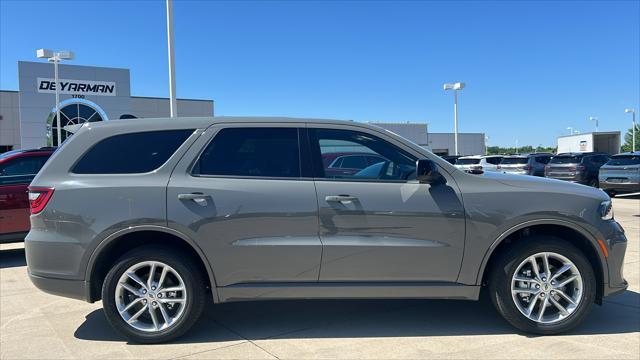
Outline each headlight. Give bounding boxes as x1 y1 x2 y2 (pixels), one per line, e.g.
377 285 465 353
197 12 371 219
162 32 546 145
600 200 614 220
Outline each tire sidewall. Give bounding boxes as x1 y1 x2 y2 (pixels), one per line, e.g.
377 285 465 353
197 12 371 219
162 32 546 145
491 237 596 334
102 248 204 343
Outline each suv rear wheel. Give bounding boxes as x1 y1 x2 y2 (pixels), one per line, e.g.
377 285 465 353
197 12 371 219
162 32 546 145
102 247 206 343
489 237 596 334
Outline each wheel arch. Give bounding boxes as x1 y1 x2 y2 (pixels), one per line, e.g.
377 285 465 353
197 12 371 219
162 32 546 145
85 225 219 303
478 219 607 304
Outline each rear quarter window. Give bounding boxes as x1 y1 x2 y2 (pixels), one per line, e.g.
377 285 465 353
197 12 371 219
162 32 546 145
72 130 194 174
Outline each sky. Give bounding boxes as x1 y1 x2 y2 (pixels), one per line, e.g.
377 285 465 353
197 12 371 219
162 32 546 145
1 0 638 147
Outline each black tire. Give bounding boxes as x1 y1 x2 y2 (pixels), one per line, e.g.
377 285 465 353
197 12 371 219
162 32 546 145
588 178 599 188
102 246 206 343
605 190 616 198
488 236 596 335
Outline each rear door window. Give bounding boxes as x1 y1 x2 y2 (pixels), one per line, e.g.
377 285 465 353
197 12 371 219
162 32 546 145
500 157 528 164
193 127 301 178
456 158 481 165
0 155 50 176
72 130 194 174
485 157 502 165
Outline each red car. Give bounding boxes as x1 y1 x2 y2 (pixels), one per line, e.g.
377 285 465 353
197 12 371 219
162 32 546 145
0 147 55 243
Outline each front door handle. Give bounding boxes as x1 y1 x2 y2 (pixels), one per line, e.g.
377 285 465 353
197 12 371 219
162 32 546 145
325 195 358 203
178 193 209 206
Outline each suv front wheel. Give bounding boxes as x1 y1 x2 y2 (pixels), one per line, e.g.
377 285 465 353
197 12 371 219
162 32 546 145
489 237 596 334
102 247 206 343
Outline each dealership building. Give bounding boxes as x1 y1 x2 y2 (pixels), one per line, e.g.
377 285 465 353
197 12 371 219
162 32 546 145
371 122 486 156
0 61 214 151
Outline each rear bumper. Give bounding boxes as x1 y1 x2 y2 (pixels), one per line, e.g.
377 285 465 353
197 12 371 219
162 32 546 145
0 231 28 244
598 182 640 193
28 271 90 302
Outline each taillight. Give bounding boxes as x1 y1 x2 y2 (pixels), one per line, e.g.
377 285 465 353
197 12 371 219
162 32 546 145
28 187 54 214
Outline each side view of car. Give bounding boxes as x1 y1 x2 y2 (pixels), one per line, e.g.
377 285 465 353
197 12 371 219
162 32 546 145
26 117 627 343
0 147 54 243
545 152 610 187
598 152 640 196
455 155 503 173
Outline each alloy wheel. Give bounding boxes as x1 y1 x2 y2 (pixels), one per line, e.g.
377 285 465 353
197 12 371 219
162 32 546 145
511 252 583 324
115 261 187 332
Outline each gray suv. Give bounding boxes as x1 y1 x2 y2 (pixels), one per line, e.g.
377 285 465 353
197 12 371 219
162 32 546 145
26 117 627 343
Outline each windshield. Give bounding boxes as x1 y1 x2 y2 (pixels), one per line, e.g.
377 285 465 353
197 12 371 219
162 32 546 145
500 157 528 165
456 158 481 165
606 155 640 166
550 156 581 164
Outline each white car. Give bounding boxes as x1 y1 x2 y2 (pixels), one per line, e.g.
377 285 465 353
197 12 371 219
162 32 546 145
455 155 503 173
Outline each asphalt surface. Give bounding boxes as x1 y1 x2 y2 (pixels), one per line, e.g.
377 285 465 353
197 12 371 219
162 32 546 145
1 195 638 359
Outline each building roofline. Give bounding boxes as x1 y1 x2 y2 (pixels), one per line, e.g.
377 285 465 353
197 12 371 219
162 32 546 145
130 95 214 103
18 60 130 72
0 89 19 93
557 131 620 138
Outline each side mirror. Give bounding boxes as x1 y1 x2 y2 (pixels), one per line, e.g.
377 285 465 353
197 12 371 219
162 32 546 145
416 159 446 184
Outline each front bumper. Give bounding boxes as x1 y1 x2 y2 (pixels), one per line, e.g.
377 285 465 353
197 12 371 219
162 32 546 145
601 221 628 298
28 271 90 302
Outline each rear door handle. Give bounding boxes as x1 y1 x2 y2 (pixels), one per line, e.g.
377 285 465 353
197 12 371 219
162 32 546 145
178 193 209 206
325 195 358 203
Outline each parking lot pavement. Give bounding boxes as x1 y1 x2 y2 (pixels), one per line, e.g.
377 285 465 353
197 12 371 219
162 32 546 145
1 196 638 360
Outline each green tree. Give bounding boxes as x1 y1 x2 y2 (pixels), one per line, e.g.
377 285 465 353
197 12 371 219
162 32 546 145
621 124 640 152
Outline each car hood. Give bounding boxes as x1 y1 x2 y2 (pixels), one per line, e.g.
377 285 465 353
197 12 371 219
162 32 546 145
477 171 608 201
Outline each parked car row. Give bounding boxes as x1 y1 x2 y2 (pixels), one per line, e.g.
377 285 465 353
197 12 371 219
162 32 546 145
444 152 640 195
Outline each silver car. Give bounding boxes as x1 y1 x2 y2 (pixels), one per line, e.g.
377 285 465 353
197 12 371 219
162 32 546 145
598 152 640 196
26 117 627 343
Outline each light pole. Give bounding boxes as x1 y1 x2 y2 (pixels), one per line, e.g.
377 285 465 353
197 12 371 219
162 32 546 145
166 0 177 118
443 82 465 155
589 116 599 132
567 127 573 135
485 135 489 155
515 139 519 154
36 49 74 147
625 108 636 152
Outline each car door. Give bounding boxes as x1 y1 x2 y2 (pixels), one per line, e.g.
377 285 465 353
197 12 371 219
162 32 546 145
167 124 322 287
308 125 466 282
0 155 50 235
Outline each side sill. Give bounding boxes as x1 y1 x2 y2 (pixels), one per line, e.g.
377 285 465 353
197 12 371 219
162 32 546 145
217 282 480 303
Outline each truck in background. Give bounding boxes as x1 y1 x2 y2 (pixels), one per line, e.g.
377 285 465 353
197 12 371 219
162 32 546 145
557 132 621 155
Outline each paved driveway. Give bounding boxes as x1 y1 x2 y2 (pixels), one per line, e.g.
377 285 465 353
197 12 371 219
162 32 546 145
1 196 638 359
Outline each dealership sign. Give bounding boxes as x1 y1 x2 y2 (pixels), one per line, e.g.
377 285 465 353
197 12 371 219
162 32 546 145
37 78 116 96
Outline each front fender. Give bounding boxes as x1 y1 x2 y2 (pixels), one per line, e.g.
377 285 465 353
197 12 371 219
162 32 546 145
471 218 607 286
